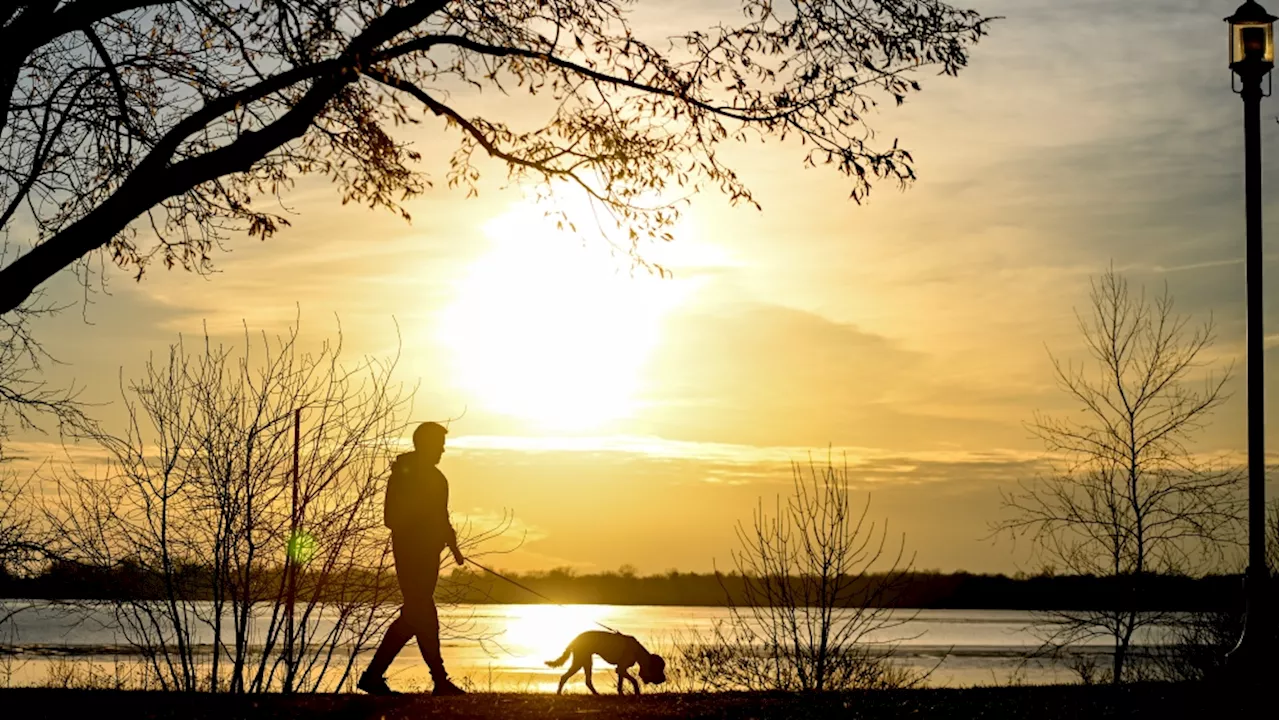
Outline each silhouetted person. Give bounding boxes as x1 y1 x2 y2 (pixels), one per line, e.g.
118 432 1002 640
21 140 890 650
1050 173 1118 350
358 422 466 696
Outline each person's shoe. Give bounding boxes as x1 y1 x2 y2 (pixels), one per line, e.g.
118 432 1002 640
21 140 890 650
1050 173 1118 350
357 671 399 695
431 677 467 696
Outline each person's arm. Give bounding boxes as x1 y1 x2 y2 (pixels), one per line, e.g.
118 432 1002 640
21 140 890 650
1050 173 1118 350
444 478 463 565
383 464 403 531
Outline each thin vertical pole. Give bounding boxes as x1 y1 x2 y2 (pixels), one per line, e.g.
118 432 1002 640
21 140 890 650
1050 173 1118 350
284 407 300 691
1227 63 1276 694
1243 71 1264 595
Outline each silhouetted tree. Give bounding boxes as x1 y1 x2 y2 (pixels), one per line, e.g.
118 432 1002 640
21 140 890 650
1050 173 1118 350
0 385 63 632
0 468 40 576
0 0 994 322
0 300 84 644
697 454 919 691
0 459 43 640
0 282 86 592
994 268 1243 684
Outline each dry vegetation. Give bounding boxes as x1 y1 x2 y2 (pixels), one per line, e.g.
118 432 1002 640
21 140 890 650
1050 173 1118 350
0 683 1248 720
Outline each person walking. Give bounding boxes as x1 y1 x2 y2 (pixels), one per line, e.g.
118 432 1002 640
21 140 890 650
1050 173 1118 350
358 421 467 695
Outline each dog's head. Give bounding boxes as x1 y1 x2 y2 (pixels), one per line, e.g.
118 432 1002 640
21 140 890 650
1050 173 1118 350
639 653 667 685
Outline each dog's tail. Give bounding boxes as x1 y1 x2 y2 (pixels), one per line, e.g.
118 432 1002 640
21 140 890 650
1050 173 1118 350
544 645 572 668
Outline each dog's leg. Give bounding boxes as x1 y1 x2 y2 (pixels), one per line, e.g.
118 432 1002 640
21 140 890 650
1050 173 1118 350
618 668 639 695
557 658 581 694
582 656 598 695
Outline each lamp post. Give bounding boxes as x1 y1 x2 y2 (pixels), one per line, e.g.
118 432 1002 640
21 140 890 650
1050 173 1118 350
1224 0 1277 685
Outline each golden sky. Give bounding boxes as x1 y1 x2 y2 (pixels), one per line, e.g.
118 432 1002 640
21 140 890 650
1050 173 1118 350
13 0 1279 574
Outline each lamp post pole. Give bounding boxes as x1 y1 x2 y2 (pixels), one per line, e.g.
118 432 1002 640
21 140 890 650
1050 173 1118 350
1233 50 1271 673
1225 0 1277 687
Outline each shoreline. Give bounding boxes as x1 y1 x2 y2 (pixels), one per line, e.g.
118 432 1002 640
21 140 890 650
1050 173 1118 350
1 571 1250 613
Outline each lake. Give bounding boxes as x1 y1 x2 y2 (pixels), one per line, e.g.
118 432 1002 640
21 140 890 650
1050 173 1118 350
0 602 1175 690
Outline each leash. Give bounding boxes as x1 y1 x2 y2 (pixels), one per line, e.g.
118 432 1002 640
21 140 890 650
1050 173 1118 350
465 558 622 635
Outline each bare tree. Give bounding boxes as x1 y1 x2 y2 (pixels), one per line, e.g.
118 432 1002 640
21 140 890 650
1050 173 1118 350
1 287 85 594
0 461 45 640
42 320 510 692
995 268 1244 684
694 453 919 692
1 296 76 633
0 463 38 576
0 0 994 320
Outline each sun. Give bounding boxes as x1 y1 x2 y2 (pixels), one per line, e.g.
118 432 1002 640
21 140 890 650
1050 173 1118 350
437 200 693 431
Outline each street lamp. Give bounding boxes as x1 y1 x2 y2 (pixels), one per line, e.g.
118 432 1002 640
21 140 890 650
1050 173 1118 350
1224 0 1277 687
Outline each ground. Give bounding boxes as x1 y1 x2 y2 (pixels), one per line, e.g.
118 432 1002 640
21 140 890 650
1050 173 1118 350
0 684 1253 719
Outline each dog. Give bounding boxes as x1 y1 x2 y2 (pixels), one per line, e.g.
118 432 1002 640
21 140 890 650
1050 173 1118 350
545 630 667 694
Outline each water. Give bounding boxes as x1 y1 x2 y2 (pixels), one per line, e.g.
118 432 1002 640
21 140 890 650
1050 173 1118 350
0 602 1173 690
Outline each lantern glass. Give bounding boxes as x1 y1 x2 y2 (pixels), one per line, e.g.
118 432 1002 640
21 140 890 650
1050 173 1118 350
1231 20 1275 65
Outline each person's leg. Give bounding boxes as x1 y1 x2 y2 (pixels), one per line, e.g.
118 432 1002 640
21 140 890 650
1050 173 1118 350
399 543 463 694
362 613 413 680
360 535 430 694
401 552 445 678
406 598 444 675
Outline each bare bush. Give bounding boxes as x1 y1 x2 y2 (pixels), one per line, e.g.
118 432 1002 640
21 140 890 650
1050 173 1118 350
1149 500 1277 683
1 292 82 609
39 657 162 691
695 453 922 691
0 456 48 646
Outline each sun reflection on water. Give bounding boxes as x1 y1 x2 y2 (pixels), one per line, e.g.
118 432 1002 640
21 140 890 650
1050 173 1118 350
498 604 619 671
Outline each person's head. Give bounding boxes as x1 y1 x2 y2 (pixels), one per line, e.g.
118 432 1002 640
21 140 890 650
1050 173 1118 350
412 422 448 465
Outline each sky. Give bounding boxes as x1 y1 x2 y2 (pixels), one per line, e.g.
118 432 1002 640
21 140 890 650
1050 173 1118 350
9 0 1280 575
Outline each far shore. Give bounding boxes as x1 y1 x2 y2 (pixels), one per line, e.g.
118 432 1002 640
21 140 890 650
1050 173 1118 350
0 569 1249 612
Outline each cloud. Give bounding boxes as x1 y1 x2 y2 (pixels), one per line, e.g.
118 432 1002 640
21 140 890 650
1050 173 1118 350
1 438 113 479
441 438 1049 573
628 300 926 442
450 431 1041 466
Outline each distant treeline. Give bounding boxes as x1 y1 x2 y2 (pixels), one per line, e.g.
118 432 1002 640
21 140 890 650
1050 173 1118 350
0 561 1251 612
441 568 1250 612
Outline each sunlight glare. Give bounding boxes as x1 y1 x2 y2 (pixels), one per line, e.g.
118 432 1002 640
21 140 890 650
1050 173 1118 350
500 605 616 671
438 200 696 431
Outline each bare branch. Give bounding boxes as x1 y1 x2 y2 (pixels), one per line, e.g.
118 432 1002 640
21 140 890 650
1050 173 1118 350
0 0 994 317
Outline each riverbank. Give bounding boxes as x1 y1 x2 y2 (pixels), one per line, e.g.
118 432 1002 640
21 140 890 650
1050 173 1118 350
0 684 1246 719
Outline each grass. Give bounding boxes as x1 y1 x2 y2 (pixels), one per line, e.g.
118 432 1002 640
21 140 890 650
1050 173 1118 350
0 683 1253 720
